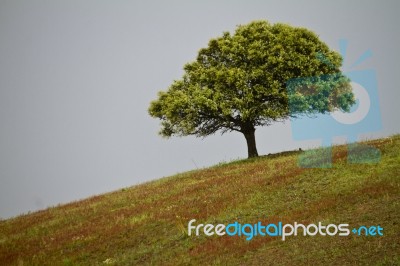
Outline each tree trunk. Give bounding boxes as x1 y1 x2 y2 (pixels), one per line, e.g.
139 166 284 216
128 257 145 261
243 129 259 158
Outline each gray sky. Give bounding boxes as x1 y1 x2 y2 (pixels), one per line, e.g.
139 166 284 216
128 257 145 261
0 0 399 219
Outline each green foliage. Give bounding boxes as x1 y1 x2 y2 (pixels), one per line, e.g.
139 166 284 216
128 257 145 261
149 20 355 138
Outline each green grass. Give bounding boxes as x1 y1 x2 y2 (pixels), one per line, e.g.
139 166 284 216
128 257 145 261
0 135 399 265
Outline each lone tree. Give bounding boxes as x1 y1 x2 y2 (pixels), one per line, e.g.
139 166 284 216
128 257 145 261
149 21 354 158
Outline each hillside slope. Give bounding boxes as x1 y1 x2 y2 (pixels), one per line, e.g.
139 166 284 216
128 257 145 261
0 136 399 265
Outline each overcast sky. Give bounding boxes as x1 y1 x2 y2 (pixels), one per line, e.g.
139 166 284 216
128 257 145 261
0 0 399 219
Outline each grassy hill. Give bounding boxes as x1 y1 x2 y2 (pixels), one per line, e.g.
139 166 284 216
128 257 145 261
0 135 399 265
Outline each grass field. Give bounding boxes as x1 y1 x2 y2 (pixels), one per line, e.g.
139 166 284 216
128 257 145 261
0 135 399 265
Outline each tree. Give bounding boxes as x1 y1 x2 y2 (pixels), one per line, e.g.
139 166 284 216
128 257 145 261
148 20 355 158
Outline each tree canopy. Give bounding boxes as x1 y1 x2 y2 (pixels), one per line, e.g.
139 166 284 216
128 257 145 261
149 20 355 158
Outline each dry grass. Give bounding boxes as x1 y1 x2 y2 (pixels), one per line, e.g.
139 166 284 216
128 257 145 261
0 135 399 265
